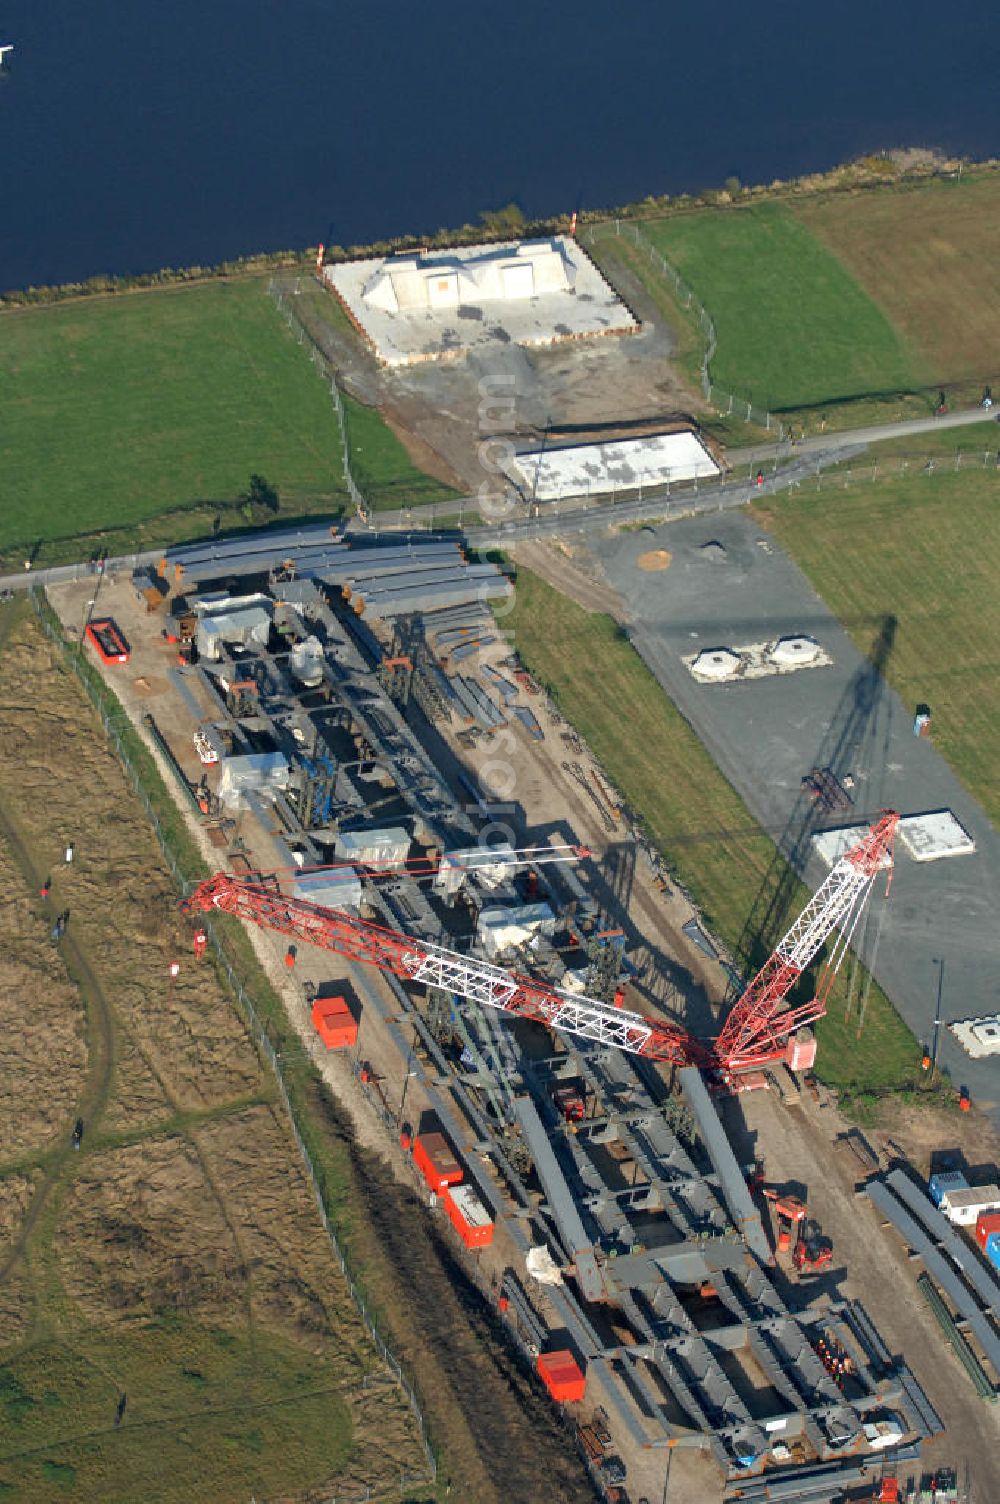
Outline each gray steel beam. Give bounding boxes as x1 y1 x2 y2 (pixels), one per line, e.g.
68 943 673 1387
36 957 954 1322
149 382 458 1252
886 1168 1000 1314
866 1179 1000 1376
679 1069 771 1265
513 1095 606 1302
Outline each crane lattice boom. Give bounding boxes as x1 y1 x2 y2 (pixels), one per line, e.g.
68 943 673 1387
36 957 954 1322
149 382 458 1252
184 870 699 1063
715 811 899 1070
182 813 899 1073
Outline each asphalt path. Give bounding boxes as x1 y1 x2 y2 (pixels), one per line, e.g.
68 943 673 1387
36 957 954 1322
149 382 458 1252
730 404 998 466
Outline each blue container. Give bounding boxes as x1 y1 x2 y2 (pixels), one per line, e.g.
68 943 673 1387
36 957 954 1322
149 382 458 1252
986 1234 1000 1272
929 1170 968 1207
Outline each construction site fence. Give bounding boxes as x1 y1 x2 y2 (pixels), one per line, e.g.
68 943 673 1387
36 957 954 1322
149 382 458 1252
29 590 438 1504
584 220 786 439
268 278 369 521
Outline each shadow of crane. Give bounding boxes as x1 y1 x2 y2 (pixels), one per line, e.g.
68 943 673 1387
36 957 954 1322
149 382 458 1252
725 613 898 998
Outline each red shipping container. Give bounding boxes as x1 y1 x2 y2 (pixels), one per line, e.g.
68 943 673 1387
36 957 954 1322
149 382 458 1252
976 1210 1000 1250
442 1184 494 1249
537 1350 586 1404
311 995 357 1050
413 1132 463 1193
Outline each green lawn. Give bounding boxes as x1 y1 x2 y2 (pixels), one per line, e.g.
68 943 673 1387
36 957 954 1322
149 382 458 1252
1 282 351 557
796 174 1000 385
640 202 921 412
0 279 457 569
342 393 462 513
506 567 925 1095
757 466 1000 829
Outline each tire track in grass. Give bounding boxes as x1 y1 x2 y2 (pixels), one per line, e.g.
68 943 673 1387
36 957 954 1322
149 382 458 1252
0 799 115 1290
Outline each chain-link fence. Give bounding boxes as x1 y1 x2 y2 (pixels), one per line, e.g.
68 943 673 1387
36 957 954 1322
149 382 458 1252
587 221 786 437
268 279 369 521
29 590 436 1504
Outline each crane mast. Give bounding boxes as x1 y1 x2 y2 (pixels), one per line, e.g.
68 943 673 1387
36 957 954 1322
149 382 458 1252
182 813 899 1073
715 811 899 1070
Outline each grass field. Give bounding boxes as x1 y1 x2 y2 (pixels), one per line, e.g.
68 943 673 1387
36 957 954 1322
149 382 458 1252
0 601 427 1502
797 175 1000 384
342 392 462 513
505 568 927 1097
1 279 455 569
2 283 347 549
640 202 920 412
756 466 1000 830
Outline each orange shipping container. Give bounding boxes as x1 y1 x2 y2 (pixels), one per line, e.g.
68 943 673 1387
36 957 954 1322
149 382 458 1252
537 1350 586 1404
311 995 358 1050
413 1132 463 1193
442 1184 494 1248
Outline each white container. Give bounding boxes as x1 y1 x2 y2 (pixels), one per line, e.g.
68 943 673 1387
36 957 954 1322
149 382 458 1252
941 1186 1000 1226
334 826 410 870
289 635 326 688
292 867 363 913
217 752 290 808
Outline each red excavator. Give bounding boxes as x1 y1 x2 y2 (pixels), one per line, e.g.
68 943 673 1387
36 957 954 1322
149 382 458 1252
793 1218 834 1273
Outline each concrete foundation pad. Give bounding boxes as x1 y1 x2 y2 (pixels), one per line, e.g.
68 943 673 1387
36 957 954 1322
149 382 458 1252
949 1014 1000 1057
811 825 892 868
325 235 637 366
897 809 976 862
685 636 832 684
509 429 719 502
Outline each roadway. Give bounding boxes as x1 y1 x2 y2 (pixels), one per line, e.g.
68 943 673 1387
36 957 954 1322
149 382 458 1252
2 407 994 598
730 404 998 466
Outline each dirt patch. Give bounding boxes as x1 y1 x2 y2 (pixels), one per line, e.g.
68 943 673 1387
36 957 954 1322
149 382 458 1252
378 402 468 492
510 538 628 620
56 1134 242 1321
0 838 87 1156
194 1106 373 1364
869 1096 1000 1181
0 1175 39 1253
637 547 673 571
0 604 429 1501
102 1034 173 1132
0 623 261 1111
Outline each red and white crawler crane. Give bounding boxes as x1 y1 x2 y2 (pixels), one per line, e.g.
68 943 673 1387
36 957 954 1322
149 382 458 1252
182 814 899 1075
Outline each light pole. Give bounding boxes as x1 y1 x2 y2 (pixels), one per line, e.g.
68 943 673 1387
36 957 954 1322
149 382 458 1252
661 1439 676 1504
931 958 945 1081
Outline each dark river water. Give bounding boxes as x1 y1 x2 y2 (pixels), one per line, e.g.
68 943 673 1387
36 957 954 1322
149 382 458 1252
2 1 998 292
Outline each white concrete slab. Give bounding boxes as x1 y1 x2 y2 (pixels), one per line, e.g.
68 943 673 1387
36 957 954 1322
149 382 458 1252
949 1014 1000 1058
897 809 976 862
324 236 637 366
510 429 718 502
811 825 893 869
